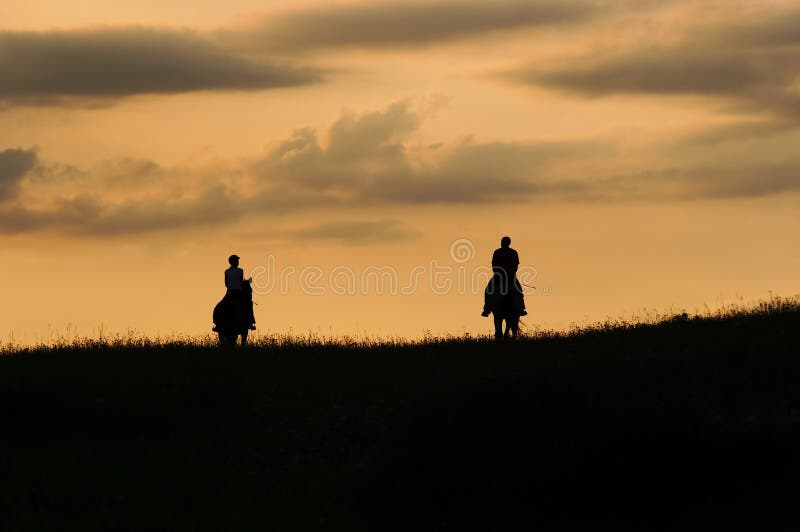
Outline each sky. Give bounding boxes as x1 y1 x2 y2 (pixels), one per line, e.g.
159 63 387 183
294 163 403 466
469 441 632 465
2 0 799 343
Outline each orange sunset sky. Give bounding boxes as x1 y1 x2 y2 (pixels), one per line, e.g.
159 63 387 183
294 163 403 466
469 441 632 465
1 0 799 343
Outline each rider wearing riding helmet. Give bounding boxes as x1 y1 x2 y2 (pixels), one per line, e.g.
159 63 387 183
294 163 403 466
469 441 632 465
225 254 256 330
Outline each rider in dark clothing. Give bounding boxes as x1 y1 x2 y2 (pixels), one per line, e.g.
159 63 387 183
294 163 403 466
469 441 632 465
482 236 527 317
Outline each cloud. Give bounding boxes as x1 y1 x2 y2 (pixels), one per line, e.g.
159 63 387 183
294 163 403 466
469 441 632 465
668 121 799 150
225 0 609 52
666 164 800 200
503 8 800 120
93 158 165 188
253 101 597 205
0 185 244 236
547 161 800 203
0 148 248 235
0 147 37 201
12 99 798 238
287 220 419 244
0 28 323 107
0 101 603 236
257 117 800 206
716 8 800 48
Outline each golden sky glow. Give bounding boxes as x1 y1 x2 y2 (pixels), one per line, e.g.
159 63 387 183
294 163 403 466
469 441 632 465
2 0 799 343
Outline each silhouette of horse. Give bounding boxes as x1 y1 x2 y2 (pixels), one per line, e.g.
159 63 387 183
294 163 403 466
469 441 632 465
213 279 253 346
492 289 521 340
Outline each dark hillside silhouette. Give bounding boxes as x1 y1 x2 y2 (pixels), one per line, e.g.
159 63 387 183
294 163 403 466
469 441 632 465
1 298 798 531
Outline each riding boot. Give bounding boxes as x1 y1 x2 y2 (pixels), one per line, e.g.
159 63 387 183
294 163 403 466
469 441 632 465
514 278 527 316
482 277 497 317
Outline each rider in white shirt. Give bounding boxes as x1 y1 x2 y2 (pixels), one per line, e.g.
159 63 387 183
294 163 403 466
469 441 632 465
225 254 256 330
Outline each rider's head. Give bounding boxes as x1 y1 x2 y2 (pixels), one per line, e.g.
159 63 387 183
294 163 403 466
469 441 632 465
228 254 240 267
501 236 511 248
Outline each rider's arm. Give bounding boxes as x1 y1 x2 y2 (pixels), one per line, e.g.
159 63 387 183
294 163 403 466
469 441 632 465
491 250 501 274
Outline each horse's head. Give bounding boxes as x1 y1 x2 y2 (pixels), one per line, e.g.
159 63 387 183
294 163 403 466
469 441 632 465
243 278 253 296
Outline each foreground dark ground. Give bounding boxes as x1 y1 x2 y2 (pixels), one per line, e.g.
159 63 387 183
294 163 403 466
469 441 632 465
2 300 799 531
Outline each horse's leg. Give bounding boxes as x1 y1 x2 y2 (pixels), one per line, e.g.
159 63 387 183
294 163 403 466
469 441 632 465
240 330 248 347
509 316 519 339
220 332 235 347
493 314 504 340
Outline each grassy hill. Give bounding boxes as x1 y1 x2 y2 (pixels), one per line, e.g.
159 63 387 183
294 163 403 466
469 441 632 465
1 297 798 531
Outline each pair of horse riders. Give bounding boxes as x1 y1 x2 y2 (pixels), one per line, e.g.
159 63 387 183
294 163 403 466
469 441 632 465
223 236 526 327
225 254 256 330
482 236 527 317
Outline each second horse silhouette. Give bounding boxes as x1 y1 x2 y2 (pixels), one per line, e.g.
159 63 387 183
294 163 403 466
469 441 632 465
482 236 527 340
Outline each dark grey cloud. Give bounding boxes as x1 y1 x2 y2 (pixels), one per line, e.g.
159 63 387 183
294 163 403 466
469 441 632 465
3 133 798 237
374 140 604 203
0 185 243 236
0 148 245 235
515 45 798 107
14 98 798 236
0 102 604 235
674 164 800 199
94 158 164 187
68 186 241 235
718 9 800 48
518 49 775 96
669 120 799 151
0 147 37 201
288 220 418 244
0 28 323 106
28 162 87 184
504 8 800 119
548 162 800 203
226 0 610 52
253 101 598 205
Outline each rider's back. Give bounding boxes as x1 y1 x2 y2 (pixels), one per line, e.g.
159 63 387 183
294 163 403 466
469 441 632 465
225 266 244 291
492 247 519 278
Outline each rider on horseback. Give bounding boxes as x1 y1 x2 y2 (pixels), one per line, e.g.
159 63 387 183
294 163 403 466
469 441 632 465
225 254 256 330
481 236 527 317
